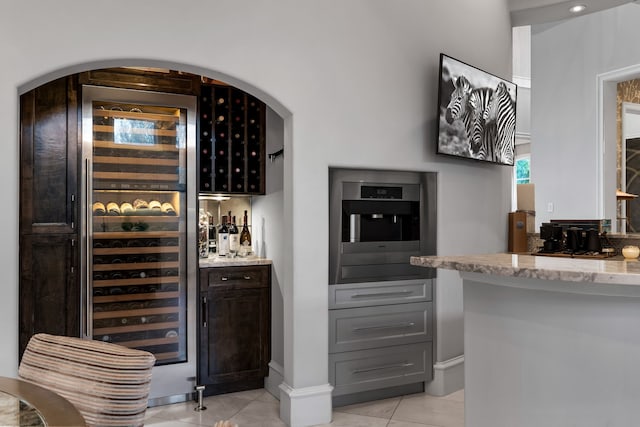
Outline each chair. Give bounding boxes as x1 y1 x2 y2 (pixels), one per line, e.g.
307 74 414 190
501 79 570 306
19 333 155 427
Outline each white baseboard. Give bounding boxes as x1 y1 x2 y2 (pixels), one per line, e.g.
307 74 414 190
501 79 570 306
279 381 333 427
265 360 284 400
425 355 465 396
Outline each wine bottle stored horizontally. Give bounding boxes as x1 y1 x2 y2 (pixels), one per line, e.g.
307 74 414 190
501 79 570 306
240 210 252 252
228 212 239 253
218 215 229 256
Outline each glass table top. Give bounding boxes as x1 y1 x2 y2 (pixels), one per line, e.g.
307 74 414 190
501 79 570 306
0 390 45 426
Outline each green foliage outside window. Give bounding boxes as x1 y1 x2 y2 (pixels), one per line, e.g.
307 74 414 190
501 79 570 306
516 157 530 184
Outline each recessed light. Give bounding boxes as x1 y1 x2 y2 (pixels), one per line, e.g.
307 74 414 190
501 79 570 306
569 4 587 13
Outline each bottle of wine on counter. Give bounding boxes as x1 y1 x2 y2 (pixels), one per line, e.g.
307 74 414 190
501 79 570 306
218 216 229 257
229 212 239 254
208 213 216 254
240 210 252 253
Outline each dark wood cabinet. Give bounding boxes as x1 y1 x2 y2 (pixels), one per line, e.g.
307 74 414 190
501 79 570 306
79 68 200 96
199 265 271 395
20 75 79 234
19 234 79 357
19 76 81 358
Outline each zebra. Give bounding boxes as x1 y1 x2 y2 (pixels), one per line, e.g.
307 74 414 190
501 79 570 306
445 75 495 161
483 81 516 164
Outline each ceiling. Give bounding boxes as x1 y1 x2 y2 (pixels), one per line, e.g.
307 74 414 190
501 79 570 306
509 0 636 26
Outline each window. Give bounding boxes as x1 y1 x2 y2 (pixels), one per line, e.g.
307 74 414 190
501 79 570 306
515 156 530 184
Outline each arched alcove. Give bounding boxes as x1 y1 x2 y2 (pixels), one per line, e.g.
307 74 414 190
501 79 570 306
18 60 288 405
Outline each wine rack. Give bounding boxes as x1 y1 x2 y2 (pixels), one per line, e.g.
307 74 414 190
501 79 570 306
199 84 265 194
92 104 184 191
89 99 187 365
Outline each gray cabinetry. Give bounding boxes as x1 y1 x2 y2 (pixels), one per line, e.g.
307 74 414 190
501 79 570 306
329 279 434 404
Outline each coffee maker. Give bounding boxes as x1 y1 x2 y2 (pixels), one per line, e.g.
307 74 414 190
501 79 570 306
539 223 564 252
539 221 605 255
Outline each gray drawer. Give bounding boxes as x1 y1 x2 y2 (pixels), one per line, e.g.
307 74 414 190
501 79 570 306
329 302 432 353
329 342 433 396
329 279 431 309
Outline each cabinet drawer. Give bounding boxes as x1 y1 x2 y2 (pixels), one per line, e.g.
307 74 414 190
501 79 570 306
329 342 432 396
329 279 431 309
201 265 270 290
329 302 432 353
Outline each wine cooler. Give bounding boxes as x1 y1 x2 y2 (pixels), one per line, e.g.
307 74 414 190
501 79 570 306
82 85 197 400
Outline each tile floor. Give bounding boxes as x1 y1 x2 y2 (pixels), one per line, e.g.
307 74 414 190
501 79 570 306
144 388 464 427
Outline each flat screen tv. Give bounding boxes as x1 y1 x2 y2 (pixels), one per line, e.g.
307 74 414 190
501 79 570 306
436 53 517 166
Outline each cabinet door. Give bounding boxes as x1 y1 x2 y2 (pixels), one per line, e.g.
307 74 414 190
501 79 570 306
19 234 79 358
20 76 78 234
199 268 270 391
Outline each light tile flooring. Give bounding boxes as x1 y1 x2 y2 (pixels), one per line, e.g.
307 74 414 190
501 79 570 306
145 388 464 427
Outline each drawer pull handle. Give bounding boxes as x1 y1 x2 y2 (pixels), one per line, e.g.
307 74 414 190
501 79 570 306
352 362 414 374
352 322 415 332
351 290 412 298
220 276 253 281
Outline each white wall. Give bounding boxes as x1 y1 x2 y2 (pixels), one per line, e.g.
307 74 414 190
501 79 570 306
1 1 513 424
531 3 640 227
252 107 285 392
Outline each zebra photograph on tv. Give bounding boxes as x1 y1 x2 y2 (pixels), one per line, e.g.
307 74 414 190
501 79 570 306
436 53 517 166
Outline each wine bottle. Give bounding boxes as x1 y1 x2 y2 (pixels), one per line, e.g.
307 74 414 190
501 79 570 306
208 213 216 254
240 210 252 253
229 212 239 253
218 216 229 256
198 209 209 258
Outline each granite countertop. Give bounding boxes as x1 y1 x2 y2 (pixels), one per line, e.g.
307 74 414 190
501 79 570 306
199 254 272 268
410 253 640 285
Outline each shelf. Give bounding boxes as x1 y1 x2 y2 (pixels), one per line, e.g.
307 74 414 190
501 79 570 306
94 321 179 335
93 231 179 239
93 108 180 122
116 336 179 348
93 124 177 138
93 246 179 255
93 276 179 287
93 216 179 223
93 306 178 320
93 261 179 271
93 171 178 181
94 156 179 167
93 140 178 153
94 291 180 303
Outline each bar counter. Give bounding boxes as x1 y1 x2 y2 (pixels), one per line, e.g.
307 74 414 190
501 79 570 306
199 254 272 268
410 253 640 427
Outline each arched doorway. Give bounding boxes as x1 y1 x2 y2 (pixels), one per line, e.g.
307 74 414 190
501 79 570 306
18 63 287 405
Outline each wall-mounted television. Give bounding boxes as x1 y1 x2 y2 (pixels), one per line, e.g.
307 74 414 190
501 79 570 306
436 53 517 166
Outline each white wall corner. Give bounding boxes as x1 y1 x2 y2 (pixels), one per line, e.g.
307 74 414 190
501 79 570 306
279 382 333 427
425 355 465 396
265 360 284 400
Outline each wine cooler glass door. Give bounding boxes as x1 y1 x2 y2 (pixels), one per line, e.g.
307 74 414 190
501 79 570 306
82 85 197 399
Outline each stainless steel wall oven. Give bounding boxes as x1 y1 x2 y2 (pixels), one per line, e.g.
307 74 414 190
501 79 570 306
329 168 437 284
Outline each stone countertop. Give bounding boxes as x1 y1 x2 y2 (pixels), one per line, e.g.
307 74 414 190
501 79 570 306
410 253 640 286
199 254 272 268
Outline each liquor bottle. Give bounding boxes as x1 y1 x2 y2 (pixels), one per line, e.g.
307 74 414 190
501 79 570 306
229 212 239 253
198 209 209 258
208 213 216 254
218 216 229 256
240 210 252 253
